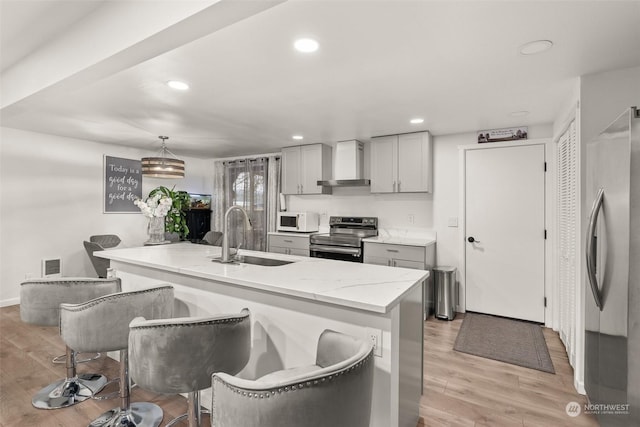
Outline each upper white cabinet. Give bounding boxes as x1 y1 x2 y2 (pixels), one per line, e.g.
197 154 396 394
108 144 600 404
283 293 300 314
370 131 432 193
281 144 332 195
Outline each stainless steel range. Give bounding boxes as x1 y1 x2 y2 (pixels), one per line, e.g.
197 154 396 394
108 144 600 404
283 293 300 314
310 216 378 262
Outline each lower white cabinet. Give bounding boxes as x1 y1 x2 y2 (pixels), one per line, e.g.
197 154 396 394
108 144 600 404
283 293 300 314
364 241 436 316
267 234 310 256
364 243 428 268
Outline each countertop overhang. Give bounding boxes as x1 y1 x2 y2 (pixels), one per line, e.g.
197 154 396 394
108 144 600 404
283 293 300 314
97 243 428 314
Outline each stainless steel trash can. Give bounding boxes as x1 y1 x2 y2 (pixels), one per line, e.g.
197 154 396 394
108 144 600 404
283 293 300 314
434 266 456 320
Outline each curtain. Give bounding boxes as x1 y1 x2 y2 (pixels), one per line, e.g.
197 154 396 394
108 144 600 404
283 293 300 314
214 156 280 252
267 155 281 233
212 161 225 233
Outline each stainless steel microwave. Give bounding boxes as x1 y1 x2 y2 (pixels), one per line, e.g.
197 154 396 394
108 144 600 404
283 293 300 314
277 212 319 232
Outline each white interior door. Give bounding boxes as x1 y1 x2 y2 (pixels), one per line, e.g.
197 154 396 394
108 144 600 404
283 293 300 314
465 144 545 322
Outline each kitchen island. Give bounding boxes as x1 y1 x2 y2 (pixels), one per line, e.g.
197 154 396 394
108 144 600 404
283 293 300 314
98 242 427 427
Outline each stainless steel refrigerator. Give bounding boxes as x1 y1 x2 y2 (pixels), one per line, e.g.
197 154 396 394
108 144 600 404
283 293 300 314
584 106 639 426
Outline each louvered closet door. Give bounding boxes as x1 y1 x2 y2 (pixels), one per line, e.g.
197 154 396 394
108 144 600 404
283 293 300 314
557 120 577 366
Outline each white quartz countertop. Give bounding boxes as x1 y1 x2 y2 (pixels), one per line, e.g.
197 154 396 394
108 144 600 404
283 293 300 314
363 236 436 247
98 243 427 314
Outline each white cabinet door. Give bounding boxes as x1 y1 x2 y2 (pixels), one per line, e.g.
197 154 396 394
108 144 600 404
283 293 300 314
370 135 397 193
398 132 432 193
364 254 391 266
269 246 289 255
300 144 323 195
281 144 331 195
281 146 301 195
288 248 310 257
392 259 425 269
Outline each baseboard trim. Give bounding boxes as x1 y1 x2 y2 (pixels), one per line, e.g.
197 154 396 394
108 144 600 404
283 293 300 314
0 297 19 308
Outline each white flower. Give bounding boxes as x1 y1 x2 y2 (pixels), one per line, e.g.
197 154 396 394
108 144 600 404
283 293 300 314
135 195 173 218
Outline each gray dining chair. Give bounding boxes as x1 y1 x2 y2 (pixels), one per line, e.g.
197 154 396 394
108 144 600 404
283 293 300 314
211 329 374 427
84 234 121 277
202 231 223 246
59 285 174 427
129 309 251 427
20 277 122 409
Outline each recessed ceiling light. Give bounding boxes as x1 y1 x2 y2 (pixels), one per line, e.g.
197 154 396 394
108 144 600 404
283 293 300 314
410 118 424 124
167 80 189 90
519 40 553 55
509 110 530 117
294 38 319 53
292 135 304 140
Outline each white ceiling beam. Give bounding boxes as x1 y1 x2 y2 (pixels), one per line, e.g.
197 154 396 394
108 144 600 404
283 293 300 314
1 0 286 113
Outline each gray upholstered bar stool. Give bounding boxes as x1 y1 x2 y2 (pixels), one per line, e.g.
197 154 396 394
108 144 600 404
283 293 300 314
211 329 374 427
59 286 174 427
19 277 122 409
128 309 251 427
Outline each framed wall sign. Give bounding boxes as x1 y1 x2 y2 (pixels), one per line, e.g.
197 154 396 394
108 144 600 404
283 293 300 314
477 126 528 143
104 155 142 213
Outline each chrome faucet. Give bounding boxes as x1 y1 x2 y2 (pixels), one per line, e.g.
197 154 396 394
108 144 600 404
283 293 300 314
221 206 253 262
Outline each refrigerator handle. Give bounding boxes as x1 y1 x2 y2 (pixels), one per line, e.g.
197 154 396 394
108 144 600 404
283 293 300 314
586 188 604 311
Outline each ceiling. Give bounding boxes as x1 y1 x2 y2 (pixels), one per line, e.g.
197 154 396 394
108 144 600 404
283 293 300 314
1 0 639 158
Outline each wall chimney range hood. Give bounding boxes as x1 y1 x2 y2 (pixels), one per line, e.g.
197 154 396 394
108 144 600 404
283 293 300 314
317 140 370 187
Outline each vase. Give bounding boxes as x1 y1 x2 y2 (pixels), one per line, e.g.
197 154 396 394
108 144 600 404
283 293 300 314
146 216 166 244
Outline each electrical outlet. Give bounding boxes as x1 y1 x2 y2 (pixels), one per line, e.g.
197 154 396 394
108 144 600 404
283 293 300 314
366 327 383 357
408 214 415 225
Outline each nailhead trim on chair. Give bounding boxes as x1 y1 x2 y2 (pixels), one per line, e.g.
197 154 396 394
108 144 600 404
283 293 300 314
130 315 249 329
60 286 174 312
21 278 120 286
212 349 374 400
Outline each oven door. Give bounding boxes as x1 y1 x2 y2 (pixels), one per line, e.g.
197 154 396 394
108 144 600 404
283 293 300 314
309 244 362 262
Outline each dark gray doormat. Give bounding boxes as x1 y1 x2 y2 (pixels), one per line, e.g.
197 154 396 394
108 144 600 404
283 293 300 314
453 312 555 374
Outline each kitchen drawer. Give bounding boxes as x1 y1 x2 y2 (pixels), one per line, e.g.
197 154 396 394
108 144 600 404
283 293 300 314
364 242 425 263
268 234 310 250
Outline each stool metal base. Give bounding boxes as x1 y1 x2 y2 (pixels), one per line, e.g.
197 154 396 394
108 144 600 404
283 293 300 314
32 373 107 410
88 402 163 427
52 352 102 365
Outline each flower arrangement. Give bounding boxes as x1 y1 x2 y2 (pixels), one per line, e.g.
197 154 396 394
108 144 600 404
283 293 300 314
148 186 191 238
134 193 173 218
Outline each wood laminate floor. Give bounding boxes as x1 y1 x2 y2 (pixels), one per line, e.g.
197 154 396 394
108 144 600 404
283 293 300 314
418 314 599 427
0 305 598 426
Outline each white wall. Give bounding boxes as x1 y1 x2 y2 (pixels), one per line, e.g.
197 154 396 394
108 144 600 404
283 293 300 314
0 127 213 306
286 124 553 273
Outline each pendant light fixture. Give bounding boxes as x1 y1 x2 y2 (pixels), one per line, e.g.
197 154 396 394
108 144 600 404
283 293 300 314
141 136 185 178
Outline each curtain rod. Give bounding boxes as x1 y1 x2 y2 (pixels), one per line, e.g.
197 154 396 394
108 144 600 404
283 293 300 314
213 151 281 162
223 156 280 166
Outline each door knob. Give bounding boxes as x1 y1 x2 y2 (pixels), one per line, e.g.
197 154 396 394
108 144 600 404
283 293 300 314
467 236 479 243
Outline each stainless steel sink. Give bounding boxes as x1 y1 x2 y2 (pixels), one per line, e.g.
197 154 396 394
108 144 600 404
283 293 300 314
236 255 294 266
211 254 294 267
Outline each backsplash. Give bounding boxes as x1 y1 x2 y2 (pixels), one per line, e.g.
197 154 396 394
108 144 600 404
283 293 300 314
284 186 434 233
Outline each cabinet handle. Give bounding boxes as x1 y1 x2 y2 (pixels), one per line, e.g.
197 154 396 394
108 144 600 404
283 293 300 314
386 249 399 253
393 260 397 267
398 181 401 192
387 260 391 266
284 239 293 243
393 181 396 192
